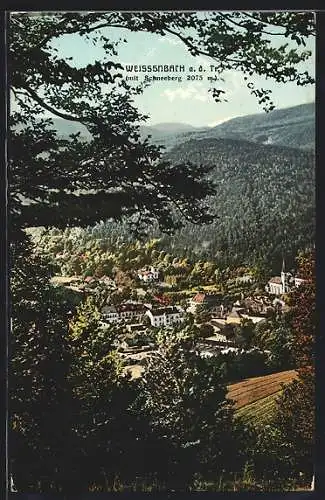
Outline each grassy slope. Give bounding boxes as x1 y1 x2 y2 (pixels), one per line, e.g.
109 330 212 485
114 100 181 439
227 369 298 427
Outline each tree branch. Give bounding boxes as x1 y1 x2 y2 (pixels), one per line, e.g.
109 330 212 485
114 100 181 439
218 12 284 36
20 84 86 123
242 12 315 36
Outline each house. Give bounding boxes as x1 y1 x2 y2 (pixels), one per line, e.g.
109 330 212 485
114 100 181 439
126 323 147 333
294 277 306 288
197 332 236 358
240 314 266 325
264 260 303 296
210 318 227 329
164 274 183 285
98 276 117 288
51 276 82 286
273 297 286 308
265 276 284 295
116 303 147 321
101 302 147 323
235 275 254 284
153 294 170 305
101 305 119 323
243 297 267 315
187 293 221 313
190 292 220 305
122 364 145 380
203 333 234 346
145 306 184 328
137 266 159 282
220 347 240 354
266 272 305 296
84 276 95 284
228 307 245 318
219 307 243 325
210 304 228 318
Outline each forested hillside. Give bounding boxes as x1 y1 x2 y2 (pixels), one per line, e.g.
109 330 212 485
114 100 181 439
139 102 315 151
182 102 315 151
160 137 315 270
18 105 315 272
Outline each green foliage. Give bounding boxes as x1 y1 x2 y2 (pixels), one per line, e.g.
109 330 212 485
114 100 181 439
10 235 74 491
195 304 211 323
250 424 298 484
255 315 295 371
69 297 122 393
9 14 226 238
213 349 271 383
10 235 314 492
134 329 243 487
234 318 255 349
198 323 214 338
272 250 315 480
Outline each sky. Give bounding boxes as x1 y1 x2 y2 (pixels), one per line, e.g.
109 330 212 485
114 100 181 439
39 12 315 127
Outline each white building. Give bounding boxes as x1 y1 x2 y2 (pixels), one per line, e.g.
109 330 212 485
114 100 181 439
187 293 220 314
265 276 283 295
99 276 117 288
294 277 306 288
265 260 292 296
101 303 147 323
145 306 184 328
126 323 146 333
235 275 254 284
101 305 119 323
137 266 159 282
266 271 305 296
116 303 147 321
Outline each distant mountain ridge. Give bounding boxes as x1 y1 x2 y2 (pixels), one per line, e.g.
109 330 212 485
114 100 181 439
40 102 314 152
141 102 315 151
188 101 315 151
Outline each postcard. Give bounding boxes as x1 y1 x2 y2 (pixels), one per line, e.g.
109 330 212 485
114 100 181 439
7 9 316 494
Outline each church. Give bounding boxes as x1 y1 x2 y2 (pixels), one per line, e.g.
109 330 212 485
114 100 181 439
265 260 305 296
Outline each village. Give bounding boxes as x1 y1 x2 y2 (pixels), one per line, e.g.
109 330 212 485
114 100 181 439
51 260 306 379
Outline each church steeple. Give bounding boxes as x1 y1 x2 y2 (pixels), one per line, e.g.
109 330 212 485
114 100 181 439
281 256 286 293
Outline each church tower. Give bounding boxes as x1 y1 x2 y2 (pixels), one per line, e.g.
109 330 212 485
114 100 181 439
281 257 287 293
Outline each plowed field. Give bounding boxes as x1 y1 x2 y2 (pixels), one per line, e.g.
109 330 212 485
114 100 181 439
227 370 298 427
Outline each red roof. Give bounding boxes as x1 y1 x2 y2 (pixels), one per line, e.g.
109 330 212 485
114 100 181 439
154 295 170 305
193 293 206 303
269 277 282 284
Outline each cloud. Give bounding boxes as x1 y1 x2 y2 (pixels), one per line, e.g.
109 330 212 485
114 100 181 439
194 92 209 102
223 70 243 92
143 47 157 59
196 55 212 68
207 117 233 127
161 84 209 103
158 35 182 46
